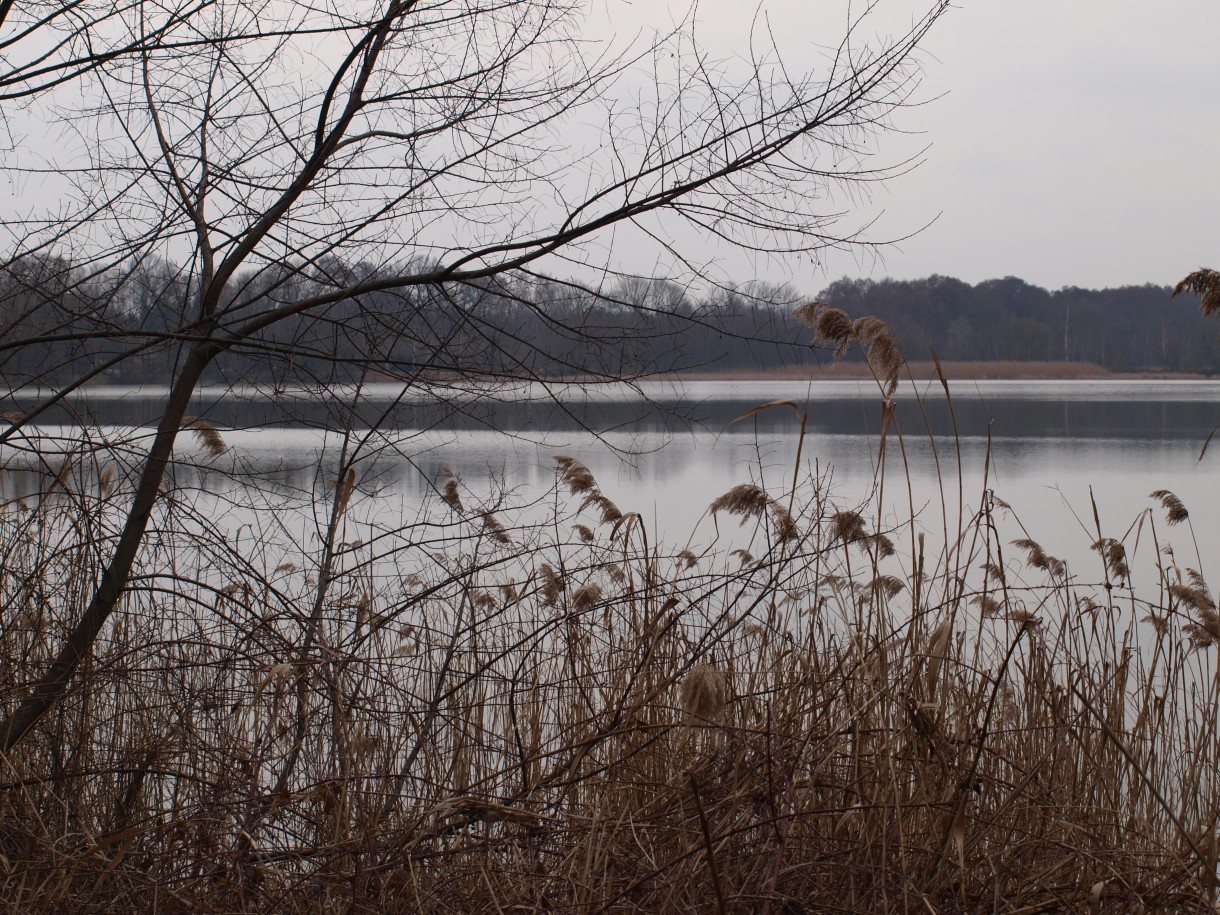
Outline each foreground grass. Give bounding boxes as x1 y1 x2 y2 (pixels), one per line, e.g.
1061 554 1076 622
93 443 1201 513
2 413 1218 914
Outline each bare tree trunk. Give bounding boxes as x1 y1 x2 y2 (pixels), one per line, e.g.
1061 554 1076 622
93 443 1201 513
0 341 214 750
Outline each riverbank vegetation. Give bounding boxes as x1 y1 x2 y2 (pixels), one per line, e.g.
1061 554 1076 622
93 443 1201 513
3 311 1219 912
4 265 1218 391
4 3 1219 911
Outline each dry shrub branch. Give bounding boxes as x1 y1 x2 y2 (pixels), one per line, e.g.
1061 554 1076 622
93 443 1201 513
1 368 1218 913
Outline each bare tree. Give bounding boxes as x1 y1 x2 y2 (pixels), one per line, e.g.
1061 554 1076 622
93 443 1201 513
0 0 945 746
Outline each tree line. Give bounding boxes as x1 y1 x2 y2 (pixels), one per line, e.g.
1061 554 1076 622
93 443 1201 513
3 259 1216 387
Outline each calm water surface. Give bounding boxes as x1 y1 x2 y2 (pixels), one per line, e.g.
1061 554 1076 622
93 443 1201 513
4 378 1218 579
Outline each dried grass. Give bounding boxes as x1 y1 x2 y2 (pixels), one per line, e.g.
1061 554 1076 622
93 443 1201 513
1174 266 1220 316
681 663 728 723
3 338 1219 913
440 466 463 512
795 301 904 395
181 414 228 457
1150 488 1188 525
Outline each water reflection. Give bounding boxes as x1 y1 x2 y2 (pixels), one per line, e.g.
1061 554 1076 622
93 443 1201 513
3 380 1217 575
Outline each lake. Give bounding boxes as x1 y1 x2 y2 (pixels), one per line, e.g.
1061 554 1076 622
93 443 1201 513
3 377 1218 582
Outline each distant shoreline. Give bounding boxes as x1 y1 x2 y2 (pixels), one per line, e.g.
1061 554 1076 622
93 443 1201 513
666 361 1211 382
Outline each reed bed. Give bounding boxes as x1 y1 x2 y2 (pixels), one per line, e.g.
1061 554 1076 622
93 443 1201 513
2 343 1219 912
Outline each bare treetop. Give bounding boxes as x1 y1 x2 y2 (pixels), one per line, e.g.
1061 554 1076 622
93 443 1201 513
0 0 947 751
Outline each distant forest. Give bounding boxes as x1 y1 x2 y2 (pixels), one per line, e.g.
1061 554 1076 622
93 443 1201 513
3 256 1218 387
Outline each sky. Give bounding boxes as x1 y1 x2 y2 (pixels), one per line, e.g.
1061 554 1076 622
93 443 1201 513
600 0 1220 293
6 1 1218 296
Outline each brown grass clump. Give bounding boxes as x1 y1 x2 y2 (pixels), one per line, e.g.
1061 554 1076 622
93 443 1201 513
709 483 799 542
440 466 463 512
481 510 511 544
1012 536 1067 578
1150 488 1188 525
5 345 1220 913
1174 266 1220 316
556 455 623 525
181 414 227 457
681 663 728 723
794 301 903 395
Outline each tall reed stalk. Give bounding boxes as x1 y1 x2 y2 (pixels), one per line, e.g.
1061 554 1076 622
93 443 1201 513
1 320 1217 912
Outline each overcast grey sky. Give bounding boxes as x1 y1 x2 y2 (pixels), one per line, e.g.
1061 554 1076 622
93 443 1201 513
611 0 1220 292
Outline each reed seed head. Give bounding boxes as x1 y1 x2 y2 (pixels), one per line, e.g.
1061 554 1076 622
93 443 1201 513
555 455 598 495
1012 538 1066 578
539 563 563 606
1092 537 1130 582
579 491 622 524
832 510 868 544
710 483 771 521
1173 267 1220 316
1150 489 1189 525
681 664 728 723
182 415 228 457
571 583 602 614
441 467 463 512
481 511 511 545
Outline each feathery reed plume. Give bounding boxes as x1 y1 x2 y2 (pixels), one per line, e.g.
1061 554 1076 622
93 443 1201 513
681 664 728 723
470 589 497 611
440 466 463 513
709 484 798 541
1142 609 1170 637
2 410 25 424
1012 538 1066 578
1171 571 1219 647
481 511 511 544
556 456 623 524
97 463 116 497
573 523 594 543
579 491 623 524
1173 267 1220 316
710 483 771 521
770 504 799 542
972 593 1003 617
1183 609 1220 649
539 563 563 606
571 583 602 614
867 532 895 558
1092 537 1130 583
1171 572 1215 614
52 454 74 491
1150 489 1189 525
923 620 953 695
832 510 868 544
676 549 699 569
794 302 853 356
981 561 1007 586
712 488 766 529
1175 586 1217 615
793 302 903 394
852 316 904 396
868 574 905 599
554 455 597 494
182 415 228 457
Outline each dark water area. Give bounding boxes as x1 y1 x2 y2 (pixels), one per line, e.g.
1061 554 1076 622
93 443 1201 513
4 379 1219 442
